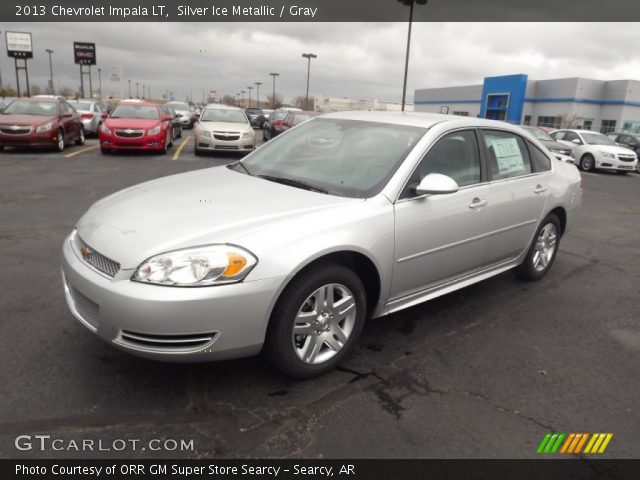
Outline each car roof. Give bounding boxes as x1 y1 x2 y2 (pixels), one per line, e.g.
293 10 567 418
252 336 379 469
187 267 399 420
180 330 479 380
204 103 242 111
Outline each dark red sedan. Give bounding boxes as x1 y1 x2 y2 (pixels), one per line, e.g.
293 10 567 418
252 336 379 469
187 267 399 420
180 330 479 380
99 101 173 154
0 97 85 152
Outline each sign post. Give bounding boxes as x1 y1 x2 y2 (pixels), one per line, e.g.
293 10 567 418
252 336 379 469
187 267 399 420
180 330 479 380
74 42 96 98
6 31 33 97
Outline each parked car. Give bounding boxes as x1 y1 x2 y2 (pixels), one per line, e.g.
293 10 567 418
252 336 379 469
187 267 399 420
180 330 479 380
62 112 582 378
194 104 255 155
0 97 84 152
245 107 266 128
280 110 321 133
162 104 183 141
165 101 196 129
99 101 173 154
520 126 574 163
70 99 106 136
550 129 638 173
606 132 640 173
263 109 290 141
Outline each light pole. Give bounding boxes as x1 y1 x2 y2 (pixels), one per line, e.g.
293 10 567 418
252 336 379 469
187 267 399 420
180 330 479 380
398 0 427 112
241 90 245 107
246 86 253 108
255 82 262 108
142 84 146 99
302 53 317 110
97 67 102 98
128 79 131 98
45 49 54 94
269 72 279 108
136 82 139 98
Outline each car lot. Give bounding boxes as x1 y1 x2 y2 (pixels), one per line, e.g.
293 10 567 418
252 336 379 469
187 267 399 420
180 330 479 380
0 137 639 459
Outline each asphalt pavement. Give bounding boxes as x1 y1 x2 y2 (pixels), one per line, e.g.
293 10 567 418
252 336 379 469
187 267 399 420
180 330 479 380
1 134 638 459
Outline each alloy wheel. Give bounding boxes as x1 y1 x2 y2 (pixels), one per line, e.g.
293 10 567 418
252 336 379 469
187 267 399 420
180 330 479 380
532 223 557 272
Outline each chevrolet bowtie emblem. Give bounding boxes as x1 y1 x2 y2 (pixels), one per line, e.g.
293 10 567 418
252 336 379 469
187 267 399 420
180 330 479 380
125 129 134 134
10 125 20 130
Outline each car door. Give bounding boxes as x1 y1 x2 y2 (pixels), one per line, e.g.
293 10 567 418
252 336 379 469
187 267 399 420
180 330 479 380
391 128 491 299
480 129 550 264
59 102 76 140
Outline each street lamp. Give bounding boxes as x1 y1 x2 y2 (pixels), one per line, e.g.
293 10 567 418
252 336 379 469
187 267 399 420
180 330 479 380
97 67 102 98
142 84 146 99
45 49 54 95
398 0 428 112
128 79 131 98
246 86 253 108
302 53 317 110
241 90 246 107
136 82 139 98
255 82 262 108
269 72 279 108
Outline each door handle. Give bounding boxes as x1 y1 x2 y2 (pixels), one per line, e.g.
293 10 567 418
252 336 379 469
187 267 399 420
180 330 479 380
533 184 547 194
469 198 488 209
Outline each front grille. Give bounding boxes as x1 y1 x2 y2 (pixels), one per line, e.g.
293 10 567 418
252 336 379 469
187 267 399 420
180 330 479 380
69 286 100 330
618 154 636 162
118 330 218 353
75 235 120 277
215 145 239 150
0 125 32 135
115 142 143 148
115 129 144 138
213 132 240 141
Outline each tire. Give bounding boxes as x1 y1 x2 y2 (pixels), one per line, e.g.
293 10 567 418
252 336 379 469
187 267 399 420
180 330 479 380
168 130 174 148
177 125 182 138
55 129 65 152
194 146 201 156
75 127 85 146
263 263 367 378
514 213 561 281
580 153 595 172
100 146 111 154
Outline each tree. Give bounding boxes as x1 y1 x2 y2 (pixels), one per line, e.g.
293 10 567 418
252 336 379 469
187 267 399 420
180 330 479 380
266 93 284 109
293 95 313 110
0 86 18 97
58 86 74 98
30 85 42 96
222 94 237 106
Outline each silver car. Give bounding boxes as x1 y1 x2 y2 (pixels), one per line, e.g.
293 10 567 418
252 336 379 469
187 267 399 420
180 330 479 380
61 112 582 378
165 101 195 128
70 99 106 136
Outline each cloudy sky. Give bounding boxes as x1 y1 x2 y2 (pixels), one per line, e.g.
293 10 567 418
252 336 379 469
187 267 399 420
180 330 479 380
0 22 639 103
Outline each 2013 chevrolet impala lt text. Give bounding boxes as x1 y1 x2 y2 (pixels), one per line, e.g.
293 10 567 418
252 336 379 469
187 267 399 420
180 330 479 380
61 112 582 377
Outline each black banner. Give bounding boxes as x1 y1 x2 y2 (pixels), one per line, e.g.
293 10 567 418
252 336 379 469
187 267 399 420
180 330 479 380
3 460 640 480
4 0 640 22
73 42 96 65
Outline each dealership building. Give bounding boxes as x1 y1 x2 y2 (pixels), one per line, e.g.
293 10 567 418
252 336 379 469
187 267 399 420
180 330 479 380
414 73 640 133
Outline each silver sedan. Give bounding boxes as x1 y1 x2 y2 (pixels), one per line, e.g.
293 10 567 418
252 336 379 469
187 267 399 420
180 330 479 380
70 99 106 136
61 112 582 378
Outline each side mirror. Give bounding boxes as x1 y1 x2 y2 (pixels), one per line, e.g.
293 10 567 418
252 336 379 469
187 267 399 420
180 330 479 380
571 138 582 145
415 173 459 196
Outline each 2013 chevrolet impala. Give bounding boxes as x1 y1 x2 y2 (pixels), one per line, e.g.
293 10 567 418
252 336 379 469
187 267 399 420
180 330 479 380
61 112 582 378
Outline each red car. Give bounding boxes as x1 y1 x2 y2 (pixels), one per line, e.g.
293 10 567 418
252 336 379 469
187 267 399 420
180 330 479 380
280 110 321 134
0 97 84 152
99 101 173 154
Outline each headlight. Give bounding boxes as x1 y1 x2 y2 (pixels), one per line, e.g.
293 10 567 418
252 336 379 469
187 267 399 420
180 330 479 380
147 126 161 136
599 151 615 159
198 130 211 138
242 130 255 139
132 245 257 286
100 124 112 135
35 122 53 133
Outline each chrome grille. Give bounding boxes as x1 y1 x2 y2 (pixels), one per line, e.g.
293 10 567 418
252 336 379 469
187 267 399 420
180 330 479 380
215 145 239 150
618 154 636 162
75 235 121 277
0 125 32 135
69 286 100 330
118 330 218 353
213 132 240 141
115 129 144 138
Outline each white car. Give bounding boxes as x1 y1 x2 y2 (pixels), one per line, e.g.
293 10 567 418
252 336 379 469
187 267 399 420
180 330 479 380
550 129 638 173
194 104 255 155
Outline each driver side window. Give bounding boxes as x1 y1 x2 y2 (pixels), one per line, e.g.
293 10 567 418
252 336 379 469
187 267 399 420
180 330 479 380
401 129 481 199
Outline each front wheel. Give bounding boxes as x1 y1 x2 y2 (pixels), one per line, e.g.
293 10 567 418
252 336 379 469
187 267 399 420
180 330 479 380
580 154 595 172
75 127 85 145
514 214 561 281
55 129 65 152
263 263 367 378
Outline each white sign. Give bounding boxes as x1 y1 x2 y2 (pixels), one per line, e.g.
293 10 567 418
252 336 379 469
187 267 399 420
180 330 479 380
6 32 33 57
109 66 123 82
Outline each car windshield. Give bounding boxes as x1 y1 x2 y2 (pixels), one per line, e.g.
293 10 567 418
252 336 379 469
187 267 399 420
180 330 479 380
523 126 553 141
239 118 426 198
110 105 160 120
3 100 57 116
581 132 617 146
201 109 247 123
73 102 93 111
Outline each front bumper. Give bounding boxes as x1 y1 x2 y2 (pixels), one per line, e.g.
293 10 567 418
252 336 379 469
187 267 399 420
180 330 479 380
0 130 59 148
99 131 166 151
61 232 284 362
596 154 637 171
195 133 255 152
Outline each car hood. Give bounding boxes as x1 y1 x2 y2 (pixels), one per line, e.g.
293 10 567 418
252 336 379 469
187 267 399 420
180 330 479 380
76 166 357 269
0 114 56 126
198 121 251 132
541 139 572 151
105 118 161 129
589 144 637 155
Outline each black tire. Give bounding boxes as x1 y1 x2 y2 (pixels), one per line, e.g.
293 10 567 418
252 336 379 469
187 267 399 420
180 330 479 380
177 125 182 138
75 127 85 146
55 129 65 152
168 130 174 148
100 146 111 154
263 262 367 379
194 146 201 156
580 154 595 172
514 213 561 281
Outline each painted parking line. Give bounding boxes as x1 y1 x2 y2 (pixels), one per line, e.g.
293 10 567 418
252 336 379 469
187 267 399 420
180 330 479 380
64 145 99 158
172 135 191 160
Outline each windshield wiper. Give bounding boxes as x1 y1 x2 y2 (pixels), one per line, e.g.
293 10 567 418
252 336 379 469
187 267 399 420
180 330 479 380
257 175 329 194
229 161 252 176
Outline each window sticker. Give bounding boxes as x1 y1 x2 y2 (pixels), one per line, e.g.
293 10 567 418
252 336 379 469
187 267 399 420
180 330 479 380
487 136 525 175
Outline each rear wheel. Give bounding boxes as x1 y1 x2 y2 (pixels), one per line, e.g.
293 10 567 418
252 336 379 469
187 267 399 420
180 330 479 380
75 127 85 145
55 129 65 152
264 263 367 378
514 214 561 281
